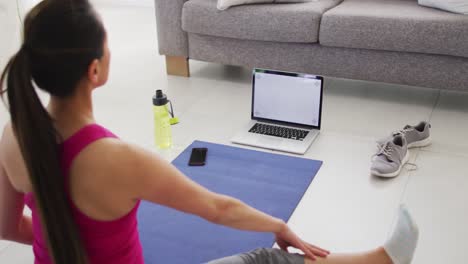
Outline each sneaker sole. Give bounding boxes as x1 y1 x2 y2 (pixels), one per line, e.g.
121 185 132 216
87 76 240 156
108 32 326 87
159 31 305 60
407 136 431 149
371 150 410 178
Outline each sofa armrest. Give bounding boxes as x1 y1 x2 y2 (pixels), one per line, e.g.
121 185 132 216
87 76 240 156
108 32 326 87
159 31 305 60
154 0 190 57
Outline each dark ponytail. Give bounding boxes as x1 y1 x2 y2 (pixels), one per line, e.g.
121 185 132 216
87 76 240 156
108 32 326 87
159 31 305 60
0 1 106 263
1 44 88 264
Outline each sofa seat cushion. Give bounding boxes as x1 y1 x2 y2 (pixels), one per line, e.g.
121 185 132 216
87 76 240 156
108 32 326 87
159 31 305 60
182 0 342 43
320 0 468 58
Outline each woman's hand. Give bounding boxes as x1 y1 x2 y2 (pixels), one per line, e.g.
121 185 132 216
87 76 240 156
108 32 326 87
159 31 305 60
275 224 330 261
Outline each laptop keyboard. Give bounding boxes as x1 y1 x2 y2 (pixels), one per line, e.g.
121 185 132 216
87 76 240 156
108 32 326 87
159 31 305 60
249 123 309 141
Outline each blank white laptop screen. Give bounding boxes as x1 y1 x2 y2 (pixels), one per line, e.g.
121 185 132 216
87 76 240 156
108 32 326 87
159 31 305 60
253 71 322 127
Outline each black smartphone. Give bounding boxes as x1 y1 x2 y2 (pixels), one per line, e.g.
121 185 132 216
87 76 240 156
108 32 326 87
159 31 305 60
188 147 208 166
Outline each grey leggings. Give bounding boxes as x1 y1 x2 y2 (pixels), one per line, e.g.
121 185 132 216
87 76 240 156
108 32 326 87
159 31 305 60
206 248 305 264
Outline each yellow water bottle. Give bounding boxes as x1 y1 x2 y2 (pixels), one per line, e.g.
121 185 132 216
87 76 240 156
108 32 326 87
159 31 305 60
153 90 178 149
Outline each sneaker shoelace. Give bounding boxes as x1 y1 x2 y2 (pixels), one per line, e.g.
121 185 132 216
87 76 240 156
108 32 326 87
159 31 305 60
373 142 395 162
373 142 419 171
403 162 418 171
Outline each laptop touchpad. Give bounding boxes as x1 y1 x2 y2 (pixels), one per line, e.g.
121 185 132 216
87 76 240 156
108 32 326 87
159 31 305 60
258 136 282 146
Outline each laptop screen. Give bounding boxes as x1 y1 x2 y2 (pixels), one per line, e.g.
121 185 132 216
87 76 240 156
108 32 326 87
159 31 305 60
252 69 323 128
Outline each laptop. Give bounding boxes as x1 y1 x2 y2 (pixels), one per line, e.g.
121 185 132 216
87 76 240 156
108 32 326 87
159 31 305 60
231 68 323 155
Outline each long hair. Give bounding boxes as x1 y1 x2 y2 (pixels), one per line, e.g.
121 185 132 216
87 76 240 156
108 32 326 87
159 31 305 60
0 0 106 263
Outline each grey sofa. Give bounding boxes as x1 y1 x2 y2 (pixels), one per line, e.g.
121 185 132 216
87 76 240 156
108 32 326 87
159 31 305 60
154 0 468 91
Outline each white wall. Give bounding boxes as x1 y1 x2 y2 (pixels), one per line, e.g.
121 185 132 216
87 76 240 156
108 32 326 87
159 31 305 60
0 0 21 71
23 0 41 17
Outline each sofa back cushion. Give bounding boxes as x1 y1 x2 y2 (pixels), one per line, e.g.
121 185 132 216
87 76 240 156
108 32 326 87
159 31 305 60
320 0 468 58
182 0 342 43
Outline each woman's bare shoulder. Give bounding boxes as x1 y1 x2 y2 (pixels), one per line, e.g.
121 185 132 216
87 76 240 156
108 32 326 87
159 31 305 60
68 138 162 212
70 138 154 186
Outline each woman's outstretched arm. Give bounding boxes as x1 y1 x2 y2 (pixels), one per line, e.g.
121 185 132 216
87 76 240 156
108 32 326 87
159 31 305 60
113 143 328 260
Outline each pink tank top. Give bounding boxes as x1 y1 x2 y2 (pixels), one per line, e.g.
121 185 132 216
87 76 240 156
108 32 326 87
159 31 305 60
24 124 144 264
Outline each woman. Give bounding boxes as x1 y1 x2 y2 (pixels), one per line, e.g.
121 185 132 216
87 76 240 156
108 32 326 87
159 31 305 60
0 1 418 263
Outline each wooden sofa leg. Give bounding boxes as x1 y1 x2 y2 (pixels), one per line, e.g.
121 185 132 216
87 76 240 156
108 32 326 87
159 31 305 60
165 56 190 77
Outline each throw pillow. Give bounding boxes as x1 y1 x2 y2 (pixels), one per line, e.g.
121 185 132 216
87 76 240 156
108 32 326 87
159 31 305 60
418 0 468 15
217 0 316 11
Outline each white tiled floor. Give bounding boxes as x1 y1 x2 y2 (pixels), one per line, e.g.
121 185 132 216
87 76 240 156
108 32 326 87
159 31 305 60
403 151 468 263
1 1 468 263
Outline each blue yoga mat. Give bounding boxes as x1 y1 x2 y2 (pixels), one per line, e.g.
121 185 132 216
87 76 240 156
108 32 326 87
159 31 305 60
137 140 322 264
